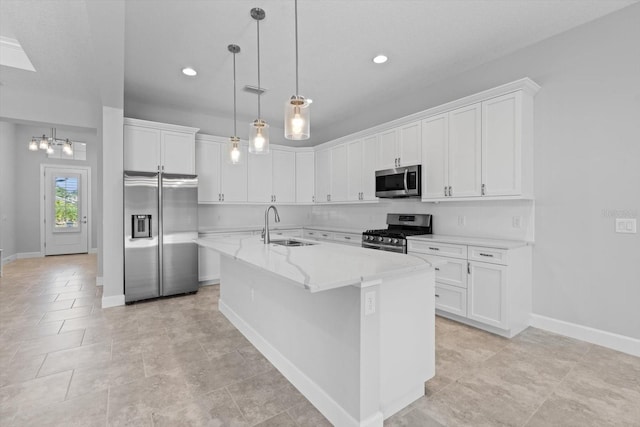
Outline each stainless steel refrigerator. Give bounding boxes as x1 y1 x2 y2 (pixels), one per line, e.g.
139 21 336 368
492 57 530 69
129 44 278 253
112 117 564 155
124 171 198 303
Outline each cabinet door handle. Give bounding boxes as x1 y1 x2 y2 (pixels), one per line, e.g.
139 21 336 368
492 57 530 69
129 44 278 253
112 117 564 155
218 193 221 201
467 262 471 274
479 253 494 258
344 236 351 240
481 183 486 196
222 194 225 201
449 186 452 197
435 294 440 298
428 247 440 251
398 157 401 166
444 186 447 197
435 267 440 271
312 195 315 203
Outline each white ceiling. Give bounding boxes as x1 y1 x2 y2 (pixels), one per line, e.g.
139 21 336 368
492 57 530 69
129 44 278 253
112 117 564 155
1 0 637 145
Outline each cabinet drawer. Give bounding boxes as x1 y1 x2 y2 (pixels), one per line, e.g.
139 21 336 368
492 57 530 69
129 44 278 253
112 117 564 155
468 246 508 265
303 229 331 241
271 229 303 239
407 240 467 259
333 232 360 246
435 283 467 317
432 256 467 288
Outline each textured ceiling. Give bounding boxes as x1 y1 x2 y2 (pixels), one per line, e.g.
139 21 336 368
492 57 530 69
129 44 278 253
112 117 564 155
1 0 637 145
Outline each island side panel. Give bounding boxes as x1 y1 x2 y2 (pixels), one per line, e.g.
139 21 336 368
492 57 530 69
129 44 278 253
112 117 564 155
218 255 374 426
379 269 435 418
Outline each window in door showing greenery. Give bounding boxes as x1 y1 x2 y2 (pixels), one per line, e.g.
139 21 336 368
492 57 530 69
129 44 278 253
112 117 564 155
54 176 79 228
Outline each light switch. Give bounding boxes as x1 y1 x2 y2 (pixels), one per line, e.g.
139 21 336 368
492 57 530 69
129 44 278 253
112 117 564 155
615 218 637 234
364 291 376 316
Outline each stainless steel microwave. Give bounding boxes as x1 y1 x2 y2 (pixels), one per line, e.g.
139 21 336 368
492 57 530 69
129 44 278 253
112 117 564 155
375 165 421 198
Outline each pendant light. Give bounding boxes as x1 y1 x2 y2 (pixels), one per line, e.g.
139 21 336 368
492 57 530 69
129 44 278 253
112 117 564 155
228 44 242 165
249 7 269 154
28 128 73 156
284 0 310 140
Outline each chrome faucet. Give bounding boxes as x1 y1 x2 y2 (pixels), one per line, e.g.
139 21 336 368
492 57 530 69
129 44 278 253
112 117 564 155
263 205 281 244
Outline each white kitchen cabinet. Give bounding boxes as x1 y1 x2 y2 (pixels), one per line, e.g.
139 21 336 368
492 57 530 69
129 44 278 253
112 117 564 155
481 92 522 196
196 135 247 203
248 149 296 204
295 151 315 203
315 148 331 203
377 122 422 170
272 149 296 203
248 151 273 203
421 114 448 199
467 261 507 329
124 118 199 174
408 237 531 338
330 144 348 202
448 103 482 197
220 145 248 202
195 139 222 203
347 136 378 202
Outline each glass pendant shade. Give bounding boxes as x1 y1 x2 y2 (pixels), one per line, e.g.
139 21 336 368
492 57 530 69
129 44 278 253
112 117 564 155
228 137 241 165
63 139 73 155
46 143 54 154
39 135 48 150
249 119 269 154
284 96 310 140
29 139 38 151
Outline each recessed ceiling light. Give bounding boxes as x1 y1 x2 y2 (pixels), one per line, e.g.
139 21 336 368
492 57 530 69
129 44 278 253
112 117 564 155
372 55 388 64
182 67 197 77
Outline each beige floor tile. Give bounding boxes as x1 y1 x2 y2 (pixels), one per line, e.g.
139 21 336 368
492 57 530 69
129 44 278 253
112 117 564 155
107 368 193 426
287 399 333 427
15 329 85 358
200 327 251 358
0 354 46 387
384 407 445 427
11 389 108 427
1 320 63 343
40 306 93 322
66 354 146 399
38 341 112 377
253 411 297 427
0 370 73 421
227 369 307 425
151 388 249 426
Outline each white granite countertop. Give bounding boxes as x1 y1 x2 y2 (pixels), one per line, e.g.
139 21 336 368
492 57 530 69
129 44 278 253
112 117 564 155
199 224 366 235
407 234 529 249
196 235 437 293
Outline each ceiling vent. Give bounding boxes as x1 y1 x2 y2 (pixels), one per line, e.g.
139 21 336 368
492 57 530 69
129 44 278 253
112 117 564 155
243 85 267 95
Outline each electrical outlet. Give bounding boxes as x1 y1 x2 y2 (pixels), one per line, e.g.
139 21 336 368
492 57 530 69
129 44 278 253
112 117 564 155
364 291 376 315
512 216 523 229
615 218 637 233
458 216 466 226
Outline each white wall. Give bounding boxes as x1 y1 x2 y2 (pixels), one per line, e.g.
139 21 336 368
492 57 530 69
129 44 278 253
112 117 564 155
0 121 18 260
11 124 99 254
332 5 640 339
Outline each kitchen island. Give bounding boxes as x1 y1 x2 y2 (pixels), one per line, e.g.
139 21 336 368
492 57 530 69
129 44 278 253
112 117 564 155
196 235 437 427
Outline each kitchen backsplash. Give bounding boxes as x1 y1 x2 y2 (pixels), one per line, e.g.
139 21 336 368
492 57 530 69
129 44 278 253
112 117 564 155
199 199 534 242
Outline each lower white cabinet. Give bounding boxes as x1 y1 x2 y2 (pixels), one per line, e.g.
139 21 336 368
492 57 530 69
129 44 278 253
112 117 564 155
408 238 531 338
467 261 508 329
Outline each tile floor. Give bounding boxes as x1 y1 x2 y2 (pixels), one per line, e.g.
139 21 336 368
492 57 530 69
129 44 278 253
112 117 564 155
0 254 638 426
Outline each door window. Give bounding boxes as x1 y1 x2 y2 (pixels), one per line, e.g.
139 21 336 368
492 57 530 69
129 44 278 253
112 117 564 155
54 175 80 231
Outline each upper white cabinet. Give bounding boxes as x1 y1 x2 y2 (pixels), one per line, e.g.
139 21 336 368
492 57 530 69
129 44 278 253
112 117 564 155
448 103 482 198
195 135 247 203
481 92 523 197
295 151 315 204
421 81 538 201
248 148 296 204
315 148 331 203
124 118 199 174
347 135 378 201
330 144 348 202
377 121 422 170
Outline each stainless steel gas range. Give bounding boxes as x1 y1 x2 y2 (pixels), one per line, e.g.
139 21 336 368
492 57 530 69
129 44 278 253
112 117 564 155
362 213 432 254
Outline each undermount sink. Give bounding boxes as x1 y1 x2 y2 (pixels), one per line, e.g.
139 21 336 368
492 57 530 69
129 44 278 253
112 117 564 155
271 239 316 247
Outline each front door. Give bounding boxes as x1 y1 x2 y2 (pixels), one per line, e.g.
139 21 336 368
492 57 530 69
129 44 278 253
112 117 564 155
44 166 89 255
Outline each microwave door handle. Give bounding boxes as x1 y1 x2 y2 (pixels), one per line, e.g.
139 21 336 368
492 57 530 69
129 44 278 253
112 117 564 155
403 169 409 192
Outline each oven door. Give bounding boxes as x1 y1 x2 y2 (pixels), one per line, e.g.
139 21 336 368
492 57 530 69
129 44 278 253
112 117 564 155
375 165 421 198
362 241 405 253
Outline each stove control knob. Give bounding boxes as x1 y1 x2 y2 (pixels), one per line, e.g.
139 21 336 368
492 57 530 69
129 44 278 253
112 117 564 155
392 238 399 244
377 236 383 242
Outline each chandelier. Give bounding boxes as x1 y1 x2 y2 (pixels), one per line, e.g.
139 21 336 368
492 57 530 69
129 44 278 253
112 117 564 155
28 128 73 156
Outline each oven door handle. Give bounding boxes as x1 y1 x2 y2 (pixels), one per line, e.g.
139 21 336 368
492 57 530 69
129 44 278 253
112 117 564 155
362 241 405 252
403 169 409 192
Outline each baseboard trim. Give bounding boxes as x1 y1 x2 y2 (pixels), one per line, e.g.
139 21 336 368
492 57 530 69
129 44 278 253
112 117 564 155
219 299 382 427
530 314 640 357
2 253 17 265
89 248 98 254
17 251 43 259
102 294 125 308
95 276 103 287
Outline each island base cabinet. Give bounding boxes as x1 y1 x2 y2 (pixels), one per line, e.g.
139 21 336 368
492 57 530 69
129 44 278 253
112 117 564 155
467 261 507 329
217 256 434 427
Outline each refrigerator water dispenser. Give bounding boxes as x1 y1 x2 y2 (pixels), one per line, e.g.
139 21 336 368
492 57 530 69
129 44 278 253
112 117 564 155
132 214 152 238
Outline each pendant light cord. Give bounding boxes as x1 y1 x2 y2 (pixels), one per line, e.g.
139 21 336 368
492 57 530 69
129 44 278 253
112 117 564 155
257 18 262 120
233 51 237 136
295 0 299 96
